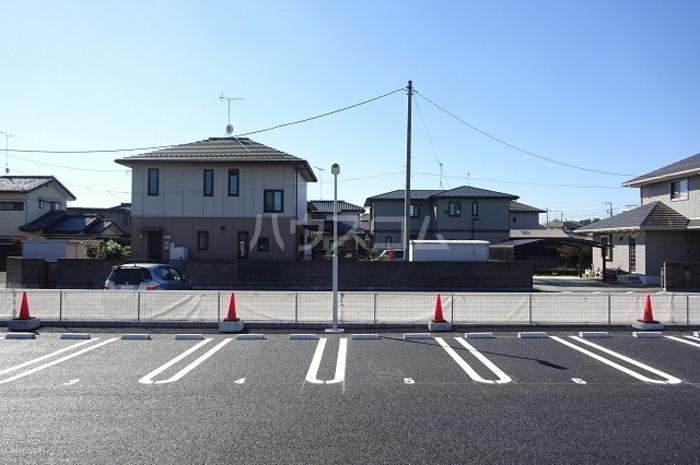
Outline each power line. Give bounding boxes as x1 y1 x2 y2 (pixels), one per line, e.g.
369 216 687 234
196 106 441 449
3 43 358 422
414 91 638 178
235 87 405 137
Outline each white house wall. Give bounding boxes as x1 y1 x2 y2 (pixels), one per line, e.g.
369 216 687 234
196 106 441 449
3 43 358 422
133 164 305 219
0 183 69 237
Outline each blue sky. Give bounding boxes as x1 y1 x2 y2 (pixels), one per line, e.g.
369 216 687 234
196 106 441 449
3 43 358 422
2 0 699 222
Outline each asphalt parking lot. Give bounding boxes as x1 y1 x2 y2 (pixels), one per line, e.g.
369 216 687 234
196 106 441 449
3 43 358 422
1 330 698 464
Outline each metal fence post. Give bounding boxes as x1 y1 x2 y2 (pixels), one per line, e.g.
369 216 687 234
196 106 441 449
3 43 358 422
218 291 221 321
687 294 690 325
295 292 299 323
528 294 533 324
373 293 377 324
607 294 612 325
451 293 454 324
137 291 141 322
59 290 63 321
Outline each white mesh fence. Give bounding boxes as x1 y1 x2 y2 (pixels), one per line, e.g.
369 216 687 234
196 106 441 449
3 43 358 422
1 289 699 325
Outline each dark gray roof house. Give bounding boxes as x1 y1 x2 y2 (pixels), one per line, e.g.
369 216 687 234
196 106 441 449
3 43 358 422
365 185 519 248
575 152 700 286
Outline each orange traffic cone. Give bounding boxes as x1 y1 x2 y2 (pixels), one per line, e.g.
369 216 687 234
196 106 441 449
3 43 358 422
428 293 452 331
18 291 31 320
432 294 446 323
220 292 244 333
8 291 41 331
225 292 239 321
641 294 658 323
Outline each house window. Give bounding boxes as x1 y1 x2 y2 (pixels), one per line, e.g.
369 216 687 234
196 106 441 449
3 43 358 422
671 178 688 200
228 169 239 196
257 237 270 252
203 169 214 197
448 202 461 216
39 200 45 209
629 236 636 272
472 201 479 216
50 202 60 210
264 190 283 213
147 168 159 196
311 214 325 220
385 236 392 248
512 216 517 224
602 235 613 261
410 204 419 218
238 231 249 259
0 202 23 211
197 231 209 251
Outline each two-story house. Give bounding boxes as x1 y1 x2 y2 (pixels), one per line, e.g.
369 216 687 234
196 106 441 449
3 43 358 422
0 175 76 239
365 185 518 251
577 152 700 284
0 175 78 268
307 200 367 258
115 137 316 261
510 201 545 230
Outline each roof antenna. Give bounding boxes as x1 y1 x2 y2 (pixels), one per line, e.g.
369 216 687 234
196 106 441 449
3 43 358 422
1 132 12 174
219 94 244 136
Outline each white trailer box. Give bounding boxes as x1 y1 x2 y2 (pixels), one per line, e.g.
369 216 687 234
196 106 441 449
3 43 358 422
409 240 490 262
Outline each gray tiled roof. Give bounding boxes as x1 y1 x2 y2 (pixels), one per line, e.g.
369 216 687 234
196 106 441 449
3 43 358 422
623 152 700 186
576 201 688 232
510 201 545 213
309 200 365 214
364 185 517 206
115 137 317 182
20 211 124 235
0 175 76 199
433 186 518 200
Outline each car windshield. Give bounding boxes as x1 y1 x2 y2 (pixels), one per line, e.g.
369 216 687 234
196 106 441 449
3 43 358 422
109 268 150 284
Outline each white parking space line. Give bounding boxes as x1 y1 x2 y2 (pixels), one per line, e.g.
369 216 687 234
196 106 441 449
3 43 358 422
0 338 119 384
305 337 348 385
435 337 512 384
139 338 213 384
666 336 700 348
0 338 101 376
151 338 233 384
685 335 700 343
550 336 682 385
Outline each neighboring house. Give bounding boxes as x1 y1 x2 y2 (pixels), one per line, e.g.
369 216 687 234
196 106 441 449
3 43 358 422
510 201 545 230
115 137 316 261
364 185 518 250
68 203 132 235
0 175 76 239
307 200 368 258
19 210 125 239
577 152 700 284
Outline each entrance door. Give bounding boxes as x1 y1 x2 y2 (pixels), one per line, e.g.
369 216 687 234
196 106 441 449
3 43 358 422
147 231 163 261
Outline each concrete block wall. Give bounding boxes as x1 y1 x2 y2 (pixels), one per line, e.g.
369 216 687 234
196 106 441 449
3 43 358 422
7 258 533 291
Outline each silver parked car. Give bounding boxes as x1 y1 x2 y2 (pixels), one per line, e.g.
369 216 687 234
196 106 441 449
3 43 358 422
104 263 193 290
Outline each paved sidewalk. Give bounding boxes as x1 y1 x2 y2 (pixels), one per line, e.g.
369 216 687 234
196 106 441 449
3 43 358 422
533 275 662 293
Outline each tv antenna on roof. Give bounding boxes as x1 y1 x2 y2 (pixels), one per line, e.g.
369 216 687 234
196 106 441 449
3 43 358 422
1 132 12 174
220 94 244 136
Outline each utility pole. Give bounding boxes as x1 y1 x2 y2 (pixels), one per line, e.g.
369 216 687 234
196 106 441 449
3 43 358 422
605 202 613 217
404 80 413 252
313 166 325 200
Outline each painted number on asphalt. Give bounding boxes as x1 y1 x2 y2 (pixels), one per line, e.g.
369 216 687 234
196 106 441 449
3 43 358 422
404 378 415 384
572 378 587 384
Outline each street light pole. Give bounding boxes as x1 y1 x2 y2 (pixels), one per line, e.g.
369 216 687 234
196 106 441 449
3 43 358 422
330 163 341 332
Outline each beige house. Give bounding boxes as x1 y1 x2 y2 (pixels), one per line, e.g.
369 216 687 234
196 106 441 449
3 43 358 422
116 137 316 261
0 175 76 238
577 152 700 284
